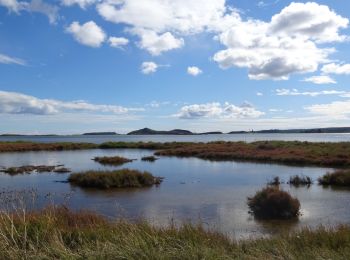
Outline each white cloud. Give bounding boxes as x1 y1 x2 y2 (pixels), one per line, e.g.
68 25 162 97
0 90 142 115
132 29 184 56
187 66 202 76
321 63 350 75
108 36 129 48
0 0 59 23
66 21 106 47
175 102 264 119
276 88 348 97
0 0 25 13
305 100 350 118
269 2 348 43
213 2 347 80
303 75 336 84
0 53 26 65
256 92 263 96
141 61 158 74
61 0 97 9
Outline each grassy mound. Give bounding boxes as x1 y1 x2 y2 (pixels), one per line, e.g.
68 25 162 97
318 170 350 186
141 156 158 162
1 206 350 259
93 156 133 166
68 169 163 189
247 187 300 219
288 175 312 186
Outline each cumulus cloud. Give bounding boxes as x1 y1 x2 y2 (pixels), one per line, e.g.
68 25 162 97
256 92 263 96
321 63 350 75
175 102 264 119
303 75 336 84
108 36 129 48
0 53 26 65
0 0 26 13
0 90 142 115
276 88 348 97
213 2 347 80
61 0 97 9
141 61 158 74
132 29 184 56
187 66 202 76
66 21 106 47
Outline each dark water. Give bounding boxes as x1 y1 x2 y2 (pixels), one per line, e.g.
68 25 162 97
2 133 350 143
0 148 349 239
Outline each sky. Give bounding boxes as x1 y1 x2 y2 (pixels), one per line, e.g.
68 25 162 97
1 0 350 134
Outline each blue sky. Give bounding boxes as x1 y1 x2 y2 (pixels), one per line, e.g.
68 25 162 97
1 0 350 134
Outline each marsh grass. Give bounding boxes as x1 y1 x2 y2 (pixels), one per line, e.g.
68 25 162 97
93 156 134 166
0 204 350 259
3 140 350 167
267 176 281 186
248 186 300 220
288 175 312 186
68 169 163 189
319 170 350 186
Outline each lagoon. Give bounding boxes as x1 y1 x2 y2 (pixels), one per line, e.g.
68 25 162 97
0 148 348 239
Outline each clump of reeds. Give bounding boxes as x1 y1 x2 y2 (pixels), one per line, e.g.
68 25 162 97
247 186 300 219
318 170 350 186
267 176 281 186
93 156 133 166
288 175 312 186
68 169 163 189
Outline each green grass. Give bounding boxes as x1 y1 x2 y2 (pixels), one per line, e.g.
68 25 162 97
247 186 300 219
68 169 163 189
319 170 350 186
141 156 158 162
1 206 350 259
93 156 133 165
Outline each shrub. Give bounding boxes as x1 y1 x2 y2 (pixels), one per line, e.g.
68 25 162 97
318 170 350 186
247 187 300 219
68 169 163 189
93 156 133 166
288 175 312 186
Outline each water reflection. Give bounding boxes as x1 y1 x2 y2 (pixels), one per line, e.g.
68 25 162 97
0 148 348 239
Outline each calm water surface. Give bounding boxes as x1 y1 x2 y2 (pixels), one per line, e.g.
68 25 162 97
0 148 349 239
2 133 350 143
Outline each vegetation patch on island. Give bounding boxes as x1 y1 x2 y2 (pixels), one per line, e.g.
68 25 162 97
141 156 158 162
1 205 350 259
93 156 134 166
0 165 71 175
288 175 312 186
3 140 350 168
68 169 163 189
318 170 350 186
248 186 300 219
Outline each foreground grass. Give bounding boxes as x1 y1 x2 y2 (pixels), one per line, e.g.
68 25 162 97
3 140 350 167
319 170 350 186
68 169 163 189
1 206 350 259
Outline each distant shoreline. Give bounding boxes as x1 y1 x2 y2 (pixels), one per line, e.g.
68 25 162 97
2 126 350 136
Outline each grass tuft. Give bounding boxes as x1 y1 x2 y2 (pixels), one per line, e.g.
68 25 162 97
318 170 350 186
93 156 133 166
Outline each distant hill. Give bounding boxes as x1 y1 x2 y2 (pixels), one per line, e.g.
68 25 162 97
82 132 118 135
127 128 193 135
229 127 350 134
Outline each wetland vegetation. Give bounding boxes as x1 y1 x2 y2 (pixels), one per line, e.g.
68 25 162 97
68 169 163 189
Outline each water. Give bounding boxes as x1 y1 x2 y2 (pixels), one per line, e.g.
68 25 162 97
2 133 350 143
0 148 349 239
